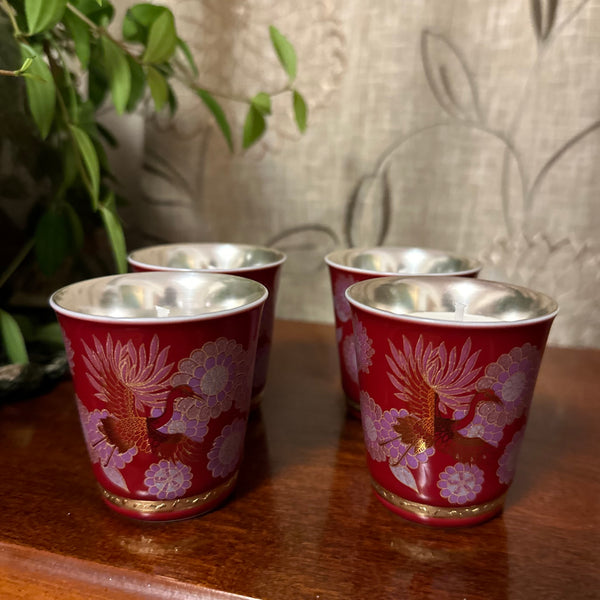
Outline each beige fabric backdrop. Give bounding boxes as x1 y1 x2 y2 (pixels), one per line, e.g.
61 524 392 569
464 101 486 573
110 0 600 348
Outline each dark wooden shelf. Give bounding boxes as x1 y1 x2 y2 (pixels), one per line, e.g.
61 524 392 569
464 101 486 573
0 320 598 599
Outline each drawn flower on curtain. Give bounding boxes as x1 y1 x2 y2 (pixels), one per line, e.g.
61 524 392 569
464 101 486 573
343 0 599 348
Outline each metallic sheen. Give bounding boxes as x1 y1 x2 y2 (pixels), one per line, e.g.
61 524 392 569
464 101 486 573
372 479 506 520
346 276 558 324
325 247 481 276
128 243 286 272
50 271 268 322
101 473 238 515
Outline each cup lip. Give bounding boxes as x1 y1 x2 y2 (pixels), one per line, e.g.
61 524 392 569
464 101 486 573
324 246 482 277
345 276 559 327
49 271 269 325
127 243 287 273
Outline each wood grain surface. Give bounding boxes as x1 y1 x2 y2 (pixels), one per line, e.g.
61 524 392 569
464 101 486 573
0 320 598 600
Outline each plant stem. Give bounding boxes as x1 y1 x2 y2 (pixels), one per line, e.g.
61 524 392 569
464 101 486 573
0 0 23 37
0 68 19 76
0 239 34 289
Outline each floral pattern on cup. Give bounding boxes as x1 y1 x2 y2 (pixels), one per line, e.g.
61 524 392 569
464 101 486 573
476 344 540 424
144 459 193 500
364 337 544 501
387 335 482 425
157 395 210 443
171 338 250 419
333 274 354 323
457 400 507 447
353 318 374 374
437 462 484 505
76 397 137 492
76 334 251 500
82 334 173 415
208 418 246 479
497 428 526 484
342 335 358 384
361 391 435 492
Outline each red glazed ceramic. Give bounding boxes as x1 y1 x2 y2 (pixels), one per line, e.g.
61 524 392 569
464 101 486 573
50 272 267 521
325 248 481 416
128 243 285 406
346 276 558 527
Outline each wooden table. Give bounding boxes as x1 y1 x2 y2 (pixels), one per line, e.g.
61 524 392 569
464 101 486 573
0 320 598 599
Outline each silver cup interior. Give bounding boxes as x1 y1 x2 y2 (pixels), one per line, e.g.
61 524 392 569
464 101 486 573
346 276 558 323
50 272 268 321
326 247 480 276
128 243 285 272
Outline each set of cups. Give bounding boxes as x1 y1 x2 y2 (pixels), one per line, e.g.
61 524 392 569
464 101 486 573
50 244 557 526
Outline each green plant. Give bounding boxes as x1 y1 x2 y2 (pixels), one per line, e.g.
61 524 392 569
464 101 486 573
0 0 307 365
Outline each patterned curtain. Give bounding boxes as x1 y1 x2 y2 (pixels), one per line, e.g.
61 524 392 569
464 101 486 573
111 0 600 348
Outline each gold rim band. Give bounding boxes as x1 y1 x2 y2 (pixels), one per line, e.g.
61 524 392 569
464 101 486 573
371 478 506 520
101 472 238 515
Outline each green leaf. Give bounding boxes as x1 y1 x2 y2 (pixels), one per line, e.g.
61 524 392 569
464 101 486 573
126 57 146 111
63 202 84 250
0 309 29 364
177 38 198 77
269 25 297 80
251 92 271 115
101 37 131 115
25 0 67 34
99 194 128 274
293 89 307 132
20 44 55 140
243 105 266 149
69 124 100 209
34 209 71 276
16 57 34 75
123 3 166 43
63 8 91 68
195 88 233 151
146 66 168 111
143 10 177 64
70 0 114 26
34 322 64 347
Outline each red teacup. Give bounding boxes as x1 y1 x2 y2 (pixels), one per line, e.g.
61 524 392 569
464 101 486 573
128 243 285 407
346 276 558 526
325 247 481 416
50 272 267 521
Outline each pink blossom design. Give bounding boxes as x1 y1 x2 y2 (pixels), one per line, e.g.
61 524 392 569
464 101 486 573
353 318 374 373
342 335 358 384
144 459 193 499
171 338 249 419
158 395 209 443
497 428 526 484
387 335 482 418
82 334 173 414
437 462 484 504
378 407 435 469
477 343 540 423
76 396 137 470
360 392 386 462
207 418 246 478
458 400 507 447
333 274 354 323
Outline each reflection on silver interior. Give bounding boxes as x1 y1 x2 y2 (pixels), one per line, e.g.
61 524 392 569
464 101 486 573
346 276 558 323
129 243 285 271
326 247 481 275
51 272 267 319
